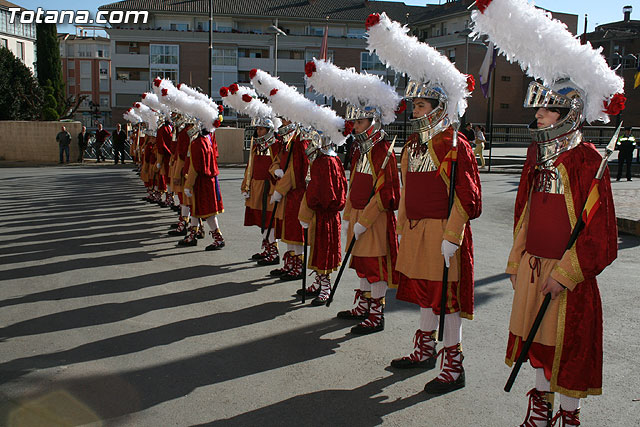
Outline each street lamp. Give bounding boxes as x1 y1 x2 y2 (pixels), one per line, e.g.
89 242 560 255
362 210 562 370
88 100 100 126
269 19 287 77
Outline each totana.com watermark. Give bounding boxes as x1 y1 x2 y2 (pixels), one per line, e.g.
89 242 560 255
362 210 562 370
8 8 149 25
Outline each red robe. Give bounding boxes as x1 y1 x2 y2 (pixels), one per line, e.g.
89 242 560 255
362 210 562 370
243 138 283 229
505 141 617 397
185 133 223 218
274 133 310 245
395 129 482 318
156 123 173 180
299 154 348 273
346 138 401 285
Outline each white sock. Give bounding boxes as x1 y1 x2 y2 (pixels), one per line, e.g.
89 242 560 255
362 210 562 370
536 368 551 393
420 307 438 331
558 394 580 412
371 281 388 299
173 194 180 205
206 215 219 231
443 313 462 348
190 217 198 227
359 277 372 292
263 228 276 243
181 205 190 218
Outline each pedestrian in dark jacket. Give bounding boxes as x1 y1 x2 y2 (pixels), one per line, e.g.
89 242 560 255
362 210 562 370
112 123 128 164
56 126 71 164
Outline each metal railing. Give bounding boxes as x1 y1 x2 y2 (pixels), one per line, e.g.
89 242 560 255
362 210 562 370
82 137 133 161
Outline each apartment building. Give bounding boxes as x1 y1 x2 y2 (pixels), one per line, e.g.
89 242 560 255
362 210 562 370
0 0 36 73
99 0 578 126
58 33 112 127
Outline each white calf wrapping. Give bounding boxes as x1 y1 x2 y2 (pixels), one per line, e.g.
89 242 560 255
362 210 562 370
371 281 388 299
420 307 439 332
206 215 219 231
443 312 462 348
359 277 372 292
536 368 551 393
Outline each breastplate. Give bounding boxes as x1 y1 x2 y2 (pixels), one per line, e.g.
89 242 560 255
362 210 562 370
354 152 373 175
533 162 564 195
407 143 438 173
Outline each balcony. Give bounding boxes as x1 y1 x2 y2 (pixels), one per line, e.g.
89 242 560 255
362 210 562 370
237 57 274 71
113 53 149 68
113 79 150 94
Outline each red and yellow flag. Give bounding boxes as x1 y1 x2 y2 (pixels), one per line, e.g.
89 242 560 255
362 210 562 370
581 178 602 226
440 147 458 178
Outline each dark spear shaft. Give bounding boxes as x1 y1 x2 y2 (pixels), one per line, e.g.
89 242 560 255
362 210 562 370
504 122 621 392
326 138 396 307
302 228 308 303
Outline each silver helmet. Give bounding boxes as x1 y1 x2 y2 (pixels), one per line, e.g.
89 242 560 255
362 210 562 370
405 80 450 143
346 104 385 155
525 78 585 163
249 116 277 147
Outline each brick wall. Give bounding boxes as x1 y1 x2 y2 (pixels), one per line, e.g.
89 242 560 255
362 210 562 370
0 121 83 163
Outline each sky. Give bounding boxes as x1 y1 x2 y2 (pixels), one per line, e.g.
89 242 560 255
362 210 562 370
11 0 636 36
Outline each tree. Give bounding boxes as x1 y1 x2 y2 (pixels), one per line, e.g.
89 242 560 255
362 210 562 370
36 23 65 115
41 79 59 121
0 47 43 120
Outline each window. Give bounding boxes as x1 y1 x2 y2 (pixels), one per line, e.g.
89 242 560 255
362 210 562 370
448 49 455 63
212 71 237 98
78 43 94 58
67 60 75 69
501 75 511 82
150 44 178 83
151 68 178 82
80 61 91 91
305 50 333 62
150 44 178 65
196 21 210 31
500 103 509 109
308 26 325 36
1 38 7 48
213 48 237 66
347 28 365 39
170 23 189 31
237 48 268 59
97 46 110 58
99 78 109 92
100 95 109 108
277 50 304 60
361 52 386 72
16 41 24 60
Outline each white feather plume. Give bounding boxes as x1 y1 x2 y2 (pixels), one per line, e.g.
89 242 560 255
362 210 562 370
133 102 159 131
305 58 402 125
471 0 624 123
152 78 220 132
250 69 347 145
366 12 470 122
178 83 221 115
123 108 142 124
140 92 172 117
221 85 282 130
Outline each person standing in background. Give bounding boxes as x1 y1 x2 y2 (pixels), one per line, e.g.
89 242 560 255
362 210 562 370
112 123 128 165
94 123 111 163
56 126 71 164
474 125 486 168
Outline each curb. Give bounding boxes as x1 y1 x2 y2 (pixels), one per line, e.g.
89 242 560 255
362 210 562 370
617 217 640 237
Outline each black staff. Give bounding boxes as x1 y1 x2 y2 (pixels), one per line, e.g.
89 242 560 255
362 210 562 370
504 122 622 392
438 123 460 342
326 137 396 307
301 228 308 303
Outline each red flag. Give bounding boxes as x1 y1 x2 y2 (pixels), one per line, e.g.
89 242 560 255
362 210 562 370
320 24 328 61
440 147 458 178
581 178 602 226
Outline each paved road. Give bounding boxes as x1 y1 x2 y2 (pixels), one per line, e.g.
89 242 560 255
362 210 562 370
0 165 638 426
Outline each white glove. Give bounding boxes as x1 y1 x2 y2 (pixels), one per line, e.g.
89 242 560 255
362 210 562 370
184 188 193 198
242 191 250 200
270 191 283 204
441 240 460 268
274 168 284 178
342 220 349 235
397 234 402 244
156 163 161 170
300 221 309 229
354 222 367 240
